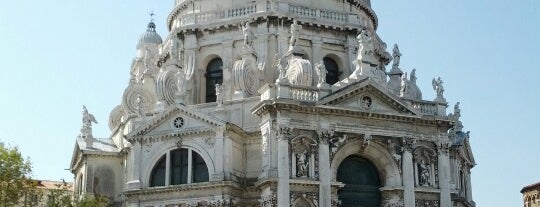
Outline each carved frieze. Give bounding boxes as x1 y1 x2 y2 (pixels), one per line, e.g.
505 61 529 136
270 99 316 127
415 199 440 207
290 192 318 207
260 194 277 207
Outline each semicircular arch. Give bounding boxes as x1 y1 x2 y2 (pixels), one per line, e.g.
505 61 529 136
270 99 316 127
331 139 401 187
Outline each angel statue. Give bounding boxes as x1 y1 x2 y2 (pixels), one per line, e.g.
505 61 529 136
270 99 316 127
82 105 98 131
432 77 445 98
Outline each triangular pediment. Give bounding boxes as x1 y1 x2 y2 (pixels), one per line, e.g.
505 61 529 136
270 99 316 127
318 78 419 116
128 104 225 138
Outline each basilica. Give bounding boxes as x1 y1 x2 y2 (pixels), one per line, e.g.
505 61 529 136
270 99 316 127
69 0 476 206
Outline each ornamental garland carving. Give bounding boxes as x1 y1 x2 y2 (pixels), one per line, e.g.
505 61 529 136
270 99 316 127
387 139 403 173
122 83 156 115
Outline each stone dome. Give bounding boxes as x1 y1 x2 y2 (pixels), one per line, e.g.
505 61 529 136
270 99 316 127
137 22 163 48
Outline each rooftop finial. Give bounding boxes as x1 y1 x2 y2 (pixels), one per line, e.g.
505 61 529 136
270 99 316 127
149 11 155 22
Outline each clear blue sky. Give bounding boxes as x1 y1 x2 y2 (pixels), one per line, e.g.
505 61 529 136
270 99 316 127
0 1 538 206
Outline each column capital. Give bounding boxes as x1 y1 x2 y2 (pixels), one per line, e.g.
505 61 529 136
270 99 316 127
437 141 451 155
317 129 334 144
402 136 416 152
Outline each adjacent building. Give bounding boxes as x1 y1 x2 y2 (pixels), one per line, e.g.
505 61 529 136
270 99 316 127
522 182 540 207
69 1 476 206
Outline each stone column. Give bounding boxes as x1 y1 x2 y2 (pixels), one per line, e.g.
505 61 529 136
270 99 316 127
187 149 193 184
318 130 332 207
165 150 171 185
402 137 416 207
276 126 291 207
438 141 451 207
466 168 473 203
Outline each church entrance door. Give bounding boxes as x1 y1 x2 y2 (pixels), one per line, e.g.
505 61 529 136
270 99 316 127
337 156 381 207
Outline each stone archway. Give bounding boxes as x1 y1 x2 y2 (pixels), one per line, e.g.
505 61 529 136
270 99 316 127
337 156 381 207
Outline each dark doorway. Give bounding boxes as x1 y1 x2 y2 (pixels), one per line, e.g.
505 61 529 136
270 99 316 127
337 156 381 207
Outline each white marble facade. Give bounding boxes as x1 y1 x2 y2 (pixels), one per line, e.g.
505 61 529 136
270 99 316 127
69 0 476 207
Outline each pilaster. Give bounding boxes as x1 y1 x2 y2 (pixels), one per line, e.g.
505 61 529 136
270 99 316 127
213 128 226 181
318 129 332 207
402 137 416 207
276 125 291 207
222 40 234 100
126 141 142 190
438 140 451 207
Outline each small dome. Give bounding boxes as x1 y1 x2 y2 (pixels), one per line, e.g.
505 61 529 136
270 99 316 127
137 21 163 48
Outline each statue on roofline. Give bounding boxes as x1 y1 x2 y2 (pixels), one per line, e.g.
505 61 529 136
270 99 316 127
82 105 98 130
432 77 445 99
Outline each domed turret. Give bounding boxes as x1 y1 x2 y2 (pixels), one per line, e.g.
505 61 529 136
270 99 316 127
137 21 163 49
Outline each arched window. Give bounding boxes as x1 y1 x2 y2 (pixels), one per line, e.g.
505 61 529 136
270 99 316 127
205 58 223 103
149 148 209 187
337 156 381 207
150 156 166 187
323 57 340 85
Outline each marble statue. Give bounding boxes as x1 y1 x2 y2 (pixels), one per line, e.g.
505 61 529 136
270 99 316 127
240 22 255 48
216 83 224 106
419 160 430 186
82 105 98 131
432 77 445 98
289 20 301 49
392 44 401 68
400 72 408 97
297 150 308 177
356 29 376 64
315 60 327 86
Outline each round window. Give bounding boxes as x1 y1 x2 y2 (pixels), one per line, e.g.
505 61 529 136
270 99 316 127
173 117 184 128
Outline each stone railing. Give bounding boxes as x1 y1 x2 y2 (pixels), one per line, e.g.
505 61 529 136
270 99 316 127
177 4 257 27
171 1 363 29
289 3 351 24
410 100 438 116
259 84 320 103
289 86 319 102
